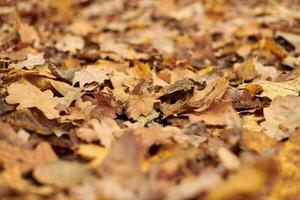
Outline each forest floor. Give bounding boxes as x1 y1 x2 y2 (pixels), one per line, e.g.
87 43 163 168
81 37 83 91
1 0 300 199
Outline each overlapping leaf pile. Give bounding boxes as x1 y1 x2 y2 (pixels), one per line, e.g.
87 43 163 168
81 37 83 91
1 0 300 199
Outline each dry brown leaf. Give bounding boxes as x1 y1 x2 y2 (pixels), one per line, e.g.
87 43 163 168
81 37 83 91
6 81 60 119
188 101 240 127
49 79 82 106
0 141 58 174
217 147 241 171
207 159 277 200
127 91 158 120
55 34 84 53
234 58 258 81
33 160 89 188
261 95 300 140
270 130 300 199
243 77 300 99
187 77 229 112
73 66 109 88
18 23 39 44
9 53 45 70
0 166 54 196
76 118 120 148
69 20 95 36
77 144 108 168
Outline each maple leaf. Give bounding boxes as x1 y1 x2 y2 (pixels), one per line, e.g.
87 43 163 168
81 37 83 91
261 95 300 140
6 81 60 119
73 66 109 88
126 91 158 120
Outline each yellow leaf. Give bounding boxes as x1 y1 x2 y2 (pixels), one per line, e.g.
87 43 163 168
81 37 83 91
77 144 108 168
197 66 214 76
135 63 152 80
260 38 286 58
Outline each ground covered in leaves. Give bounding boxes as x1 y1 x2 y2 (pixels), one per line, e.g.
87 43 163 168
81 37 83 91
1 0 300 199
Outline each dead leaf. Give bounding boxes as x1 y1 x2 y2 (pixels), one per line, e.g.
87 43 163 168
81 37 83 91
69 20 95 36
261 95 300 140
243 77 300 99
207 159 277 200
33 160 89 188
188 101 241 127
217 147 241 171
6 81 60 119
18 23 39 44
127 91 158 120
187 77 229 112
73 66 109 88
271 130 300 199
0 141 58 174
10 53 45 69
77 144 108 168
55 34 84 53
234 58 258 81
76 118 120 148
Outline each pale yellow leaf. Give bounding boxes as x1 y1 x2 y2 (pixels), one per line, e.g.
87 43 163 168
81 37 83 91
77 144 108 168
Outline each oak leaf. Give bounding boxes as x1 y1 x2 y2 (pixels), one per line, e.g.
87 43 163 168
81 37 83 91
6 81 60 119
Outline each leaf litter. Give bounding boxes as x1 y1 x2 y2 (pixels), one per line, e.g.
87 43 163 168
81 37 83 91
0 0 300 200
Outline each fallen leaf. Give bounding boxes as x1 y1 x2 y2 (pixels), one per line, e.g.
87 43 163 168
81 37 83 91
234 58 258 81
165 172 221 200
127 91 158 120
69 20 95 36
243 77 300 99
49 79 82 106
33 160 89 188
77 144 108 168
0 166 53 196
188 101 241 127
271 130 300 199
55 34 84 53
6 81 60 119
73 66 109 88
0 141 58 174
261 95 300 140
18 23 39 44
76 118 120 148
187 77 229 112
10 53 45 69
207 159 277 200
217 147 241 171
